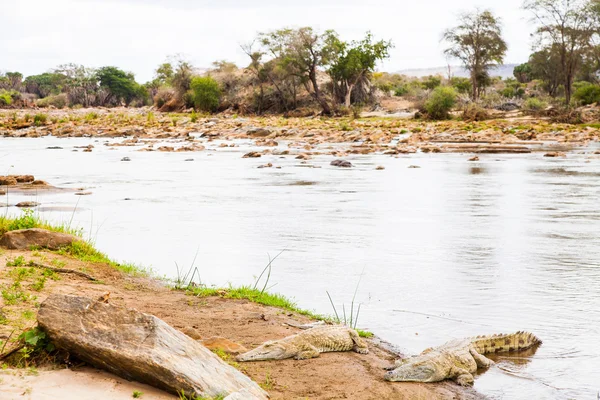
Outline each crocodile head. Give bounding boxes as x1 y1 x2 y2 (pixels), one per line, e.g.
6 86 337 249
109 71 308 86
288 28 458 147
236 340 288 362
384 359 441 382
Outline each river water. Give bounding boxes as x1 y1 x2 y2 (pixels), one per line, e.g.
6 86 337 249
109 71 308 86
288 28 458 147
1 136 599 399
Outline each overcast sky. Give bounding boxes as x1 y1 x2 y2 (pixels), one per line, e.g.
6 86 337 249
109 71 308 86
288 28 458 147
1 0 534 82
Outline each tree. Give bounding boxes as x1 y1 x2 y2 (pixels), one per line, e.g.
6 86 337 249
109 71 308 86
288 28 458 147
513 63 533 83
442 9 508 101
0 72 23 90
259 27 339 115
54 64 98 107
23 73 67 98
528 46 563 96
190 76 221 112
155 62 174 85
524 0 600 104
327 33 393 107
96 66 139 105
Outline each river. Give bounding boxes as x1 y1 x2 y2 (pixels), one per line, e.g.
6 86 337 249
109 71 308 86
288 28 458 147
2 136 599 399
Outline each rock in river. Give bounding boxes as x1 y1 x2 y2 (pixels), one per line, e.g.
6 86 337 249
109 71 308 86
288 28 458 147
37 295 268 400
0 228 77 250
15 201 40 208
330 159 353 168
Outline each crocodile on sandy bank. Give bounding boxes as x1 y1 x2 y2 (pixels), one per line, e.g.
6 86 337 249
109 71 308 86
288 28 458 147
384 331 541 386
236 325 368 361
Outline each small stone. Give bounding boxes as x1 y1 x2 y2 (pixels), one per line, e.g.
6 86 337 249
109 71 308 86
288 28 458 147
408 165 421 169
121 157 131 162
46 146 63 150
75 192 92 196
468 156 480 162
185 159 194 161
31 180 49 186
376 166 385 170
242 152 261 158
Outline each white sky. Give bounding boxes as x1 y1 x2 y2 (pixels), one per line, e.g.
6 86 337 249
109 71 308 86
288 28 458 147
1 0 534 82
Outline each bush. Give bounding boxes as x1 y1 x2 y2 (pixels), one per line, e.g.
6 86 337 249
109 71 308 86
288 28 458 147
33 113 48 126
523 97 547 111
394 85 408 97
0 89 20 106
190 76 221 112
450 77 472 94
154 86 175 109
0 90 12 106
462 103 490 121
423 86 458 120
573 82 600 105
36 93 68 109
421 75 442 90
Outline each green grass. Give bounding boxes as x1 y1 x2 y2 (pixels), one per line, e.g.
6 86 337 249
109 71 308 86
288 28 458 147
132 390 143 398
357 329 374 338
187 285 328 320
0 214 147 276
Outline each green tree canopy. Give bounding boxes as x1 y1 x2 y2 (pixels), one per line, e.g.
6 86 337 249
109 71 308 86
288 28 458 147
96 66 140 105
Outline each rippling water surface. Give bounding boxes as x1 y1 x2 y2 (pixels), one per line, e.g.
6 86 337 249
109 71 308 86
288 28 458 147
2 137 599 399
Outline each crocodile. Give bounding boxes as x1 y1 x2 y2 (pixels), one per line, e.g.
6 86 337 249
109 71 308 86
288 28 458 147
236 325 368 361
384 331 541 386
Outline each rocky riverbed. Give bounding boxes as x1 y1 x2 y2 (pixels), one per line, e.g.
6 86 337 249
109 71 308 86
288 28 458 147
1 107 599 157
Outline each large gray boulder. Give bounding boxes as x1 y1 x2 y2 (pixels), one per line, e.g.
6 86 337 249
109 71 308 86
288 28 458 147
37 295 268 400
0 228 77 250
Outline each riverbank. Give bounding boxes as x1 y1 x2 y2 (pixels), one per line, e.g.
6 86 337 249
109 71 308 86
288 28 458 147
0 216 481 399
1 107 599 157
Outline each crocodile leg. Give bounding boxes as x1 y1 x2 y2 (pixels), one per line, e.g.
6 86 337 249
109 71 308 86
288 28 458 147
450 366 475 386
349 329 369 354
295 345 321 360
469 347 494 369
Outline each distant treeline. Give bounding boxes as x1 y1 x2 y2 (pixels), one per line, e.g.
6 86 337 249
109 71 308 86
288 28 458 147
1 0 599 115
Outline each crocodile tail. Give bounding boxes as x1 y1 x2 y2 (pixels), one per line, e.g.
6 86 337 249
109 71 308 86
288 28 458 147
471 331 541 354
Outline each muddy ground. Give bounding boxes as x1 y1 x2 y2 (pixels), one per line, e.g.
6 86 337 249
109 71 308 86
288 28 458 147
0 248 482 399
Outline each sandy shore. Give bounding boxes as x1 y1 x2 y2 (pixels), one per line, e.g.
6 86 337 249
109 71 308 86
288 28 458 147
0 246 482 400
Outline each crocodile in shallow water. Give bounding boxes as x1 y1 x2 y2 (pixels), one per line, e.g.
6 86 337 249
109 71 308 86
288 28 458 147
384 331 541 386
236 325 368 361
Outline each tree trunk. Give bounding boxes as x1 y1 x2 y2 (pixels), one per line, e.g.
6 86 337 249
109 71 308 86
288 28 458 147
309 68 331 115
471 72 478 101
344 82 355 108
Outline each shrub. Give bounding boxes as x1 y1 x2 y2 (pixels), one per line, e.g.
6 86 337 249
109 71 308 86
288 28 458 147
523 97 547 111
36 93 68 109
154 86 175 109
33 113 48 126
394 85 408 96
450 77 472 94
421 75 442 90
423 86 457 120
462 103 490 121
190 76 221 112
573 82 600 106
0 90 13 106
